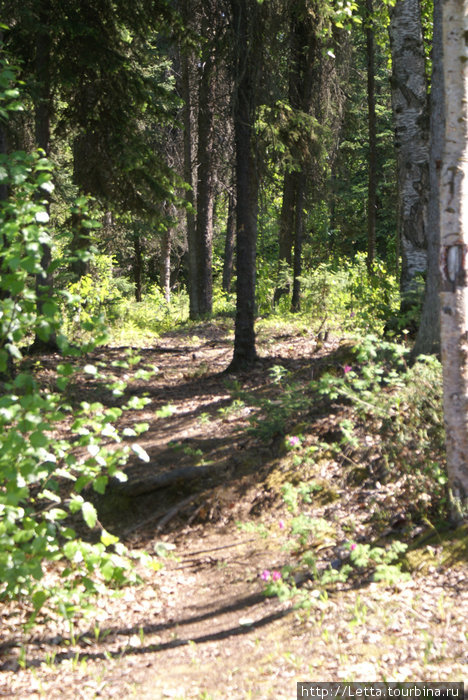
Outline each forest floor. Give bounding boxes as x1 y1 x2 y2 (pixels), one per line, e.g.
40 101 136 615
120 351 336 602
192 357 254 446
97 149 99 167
1 320 467 699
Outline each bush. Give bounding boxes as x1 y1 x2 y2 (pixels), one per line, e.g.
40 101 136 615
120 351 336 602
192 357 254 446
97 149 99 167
298 253 399 333
316 336 447 519
63 253 124 339
0 62 153 625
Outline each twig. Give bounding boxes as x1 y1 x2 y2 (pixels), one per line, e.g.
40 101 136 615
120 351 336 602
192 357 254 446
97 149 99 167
156 494 198 532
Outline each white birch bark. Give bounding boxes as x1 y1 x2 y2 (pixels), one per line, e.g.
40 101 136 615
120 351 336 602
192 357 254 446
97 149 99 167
389 0 429 296
440 0 468 520
412 0 443 358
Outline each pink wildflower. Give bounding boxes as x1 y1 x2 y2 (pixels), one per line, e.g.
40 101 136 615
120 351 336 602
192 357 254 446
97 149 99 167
279 519 285 530
343 365 352 374
288 436 300 447
260 569 271 581
350 543 357 551
271 570 281 582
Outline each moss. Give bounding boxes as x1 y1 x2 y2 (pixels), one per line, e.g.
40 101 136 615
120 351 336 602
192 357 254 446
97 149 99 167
405 524 468 572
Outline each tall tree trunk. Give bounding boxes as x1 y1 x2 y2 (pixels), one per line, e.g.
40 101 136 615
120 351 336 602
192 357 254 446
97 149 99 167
0 122 7 205
179 37 198 319
227 0 260 371
70 137 90 280
133 234 143 302
275 0 318 308
32 1 58 353
161 223 172 304
273 172 295 306
389 0 429 301
291 175 306 312
366 0 377 271
195 46 215 316
411 0 443 359
439 0 468 522
0 97 14 379
0 35 7 205
222 189 236 293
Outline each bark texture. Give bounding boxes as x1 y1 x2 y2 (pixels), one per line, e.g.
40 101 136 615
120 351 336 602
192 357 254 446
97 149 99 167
31 0 58 353
195 43 215 316
366 0 377 270
227 0 260 371
178 23 198 319
274 1 317 309
411 0 443 358
439 0 468 520
161 219 172 304
222 189 236 293
389 0 429 296
133 234 143 303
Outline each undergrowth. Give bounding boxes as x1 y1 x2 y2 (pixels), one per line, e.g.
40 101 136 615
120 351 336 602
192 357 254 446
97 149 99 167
253 336 447 604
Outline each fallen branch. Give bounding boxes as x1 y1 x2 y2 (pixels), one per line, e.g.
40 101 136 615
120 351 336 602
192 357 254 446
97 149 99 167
114 463 219 497
122 494 198 537
156 494 199 531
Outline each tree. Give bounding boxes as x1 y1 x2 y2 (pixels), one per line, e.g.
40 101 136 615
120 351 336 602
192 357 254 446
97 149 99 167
439 0 468 521
411 0 443 358
222 186 236 293
177 5 199 318
194 3 217 317
366 0 377 270
3 0 179 293
273 0 321 309
227 0 263 371
388 0 429 300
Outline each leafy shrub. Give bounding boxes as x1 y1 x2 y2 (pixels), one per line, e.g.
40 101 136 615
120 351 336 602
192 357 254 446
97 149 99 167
0 64 154 625
114 284 189 338
255 253 398 332
298 253 399 333
63 253 124 339
260 482 410 604
316 336 447 519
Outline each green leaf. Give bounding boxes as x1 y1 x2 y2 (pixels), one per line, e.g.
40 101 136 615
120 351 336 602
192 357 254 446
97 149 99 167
30 431 48 448
101 529 119 547
81 501 98 529
93 476 108 494
32 589 48 611
132 443 150 463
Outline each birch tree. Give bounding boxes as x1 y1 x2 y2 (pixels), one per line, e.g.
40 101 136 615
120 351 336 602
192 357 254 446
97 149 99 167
388 0 429 299
412 0 443 358
439 0 468 521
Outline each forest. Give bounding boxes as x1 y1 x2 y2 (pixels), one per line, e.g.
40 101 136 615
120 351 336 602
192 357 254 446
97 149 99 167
0 0 467 697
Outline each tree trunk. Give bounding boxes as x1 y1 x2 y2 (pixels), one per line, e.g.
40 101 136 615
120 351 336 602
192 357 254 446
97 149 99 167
161 223 172 304
195 46 215 317
366 0 377 271
227 0 260 371
389 0 429 300
0 105 14 379
179 38 198 319
291 175 306 312
0 122 7 204
411 0 443 359
222 189 236 293
275 0 317 309
31 1 58 353
439 0 468 521
133 234 143 302
273 172 295 306
70 138 90 280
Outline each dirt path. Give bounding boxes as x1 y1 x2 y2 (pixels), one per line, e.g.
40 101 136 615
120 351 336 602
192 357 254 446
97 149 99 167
1 323 467 699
